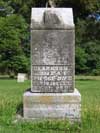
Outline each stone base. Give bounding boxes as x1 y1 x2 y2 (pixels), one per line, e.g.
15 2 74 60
23 89 81 122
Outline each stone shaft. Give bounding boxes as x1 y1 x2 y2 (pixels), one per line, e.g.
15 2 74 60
31 8 75 93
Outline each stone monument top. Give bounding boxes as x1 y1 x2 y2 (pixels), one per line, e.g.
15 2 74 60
31 8 74 29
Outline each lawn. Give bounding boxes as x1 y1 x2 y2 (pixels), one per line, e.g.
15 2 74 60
0 76 100 133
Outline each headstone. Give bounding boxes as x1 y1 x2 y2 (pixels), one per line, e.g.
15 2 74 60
23 8 81 121
31 8 74 93
17 73 26 82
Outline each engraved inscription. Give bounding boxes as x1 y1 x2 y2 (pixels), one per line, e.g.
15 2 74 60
32 66 73 92
31 19 74 92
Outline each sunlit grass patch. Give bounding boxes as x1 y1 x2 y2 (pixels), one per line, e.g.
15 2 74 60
0 77 100 132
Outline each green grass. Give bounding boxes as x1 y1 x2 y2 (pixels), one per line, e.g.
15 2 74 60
76 77 100 133
0 76 100 133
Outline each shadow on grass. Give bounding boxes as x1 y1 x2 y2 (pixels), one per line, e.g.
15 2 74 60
16 88 31 117
0 77 15 80
16 102 23 117
76 79 96 81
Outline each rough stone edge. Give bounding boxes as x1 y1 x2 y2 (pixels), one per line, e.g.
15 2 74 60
23 88 81 122
14 115 81 124
24 88 80 96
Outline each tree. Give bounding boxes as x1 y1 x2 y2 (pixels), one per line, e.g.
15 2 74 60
0 0 14 17
83 41 100 75
0 0 100 75
75 18 100 75
75 46 88 74
0 14 29 75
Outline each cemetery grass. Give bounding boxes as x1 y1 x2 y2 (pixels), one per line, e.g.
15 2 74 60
0 77 100 133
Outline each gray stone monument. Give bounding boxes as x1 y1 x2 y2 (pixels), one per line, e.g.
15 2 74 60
23 8 81 121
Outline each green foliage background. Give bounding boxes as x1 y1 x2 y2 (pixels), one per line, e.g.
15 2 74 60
0 0 100 75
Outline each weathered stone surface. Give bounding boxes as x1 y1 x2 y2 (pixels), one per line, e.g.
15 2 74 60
23 8 81 122
31 30 74 65
23 89 81 121
43 10 61 26
31 8 74 30
31 8 75 93
31 29 74 92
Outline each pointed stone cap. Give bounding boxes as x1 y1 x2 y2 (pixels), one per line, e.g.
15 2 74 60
31 8 74 30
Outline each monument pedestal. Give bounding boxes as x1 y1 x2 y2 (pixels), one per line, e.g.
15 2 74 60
23 89 81 121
